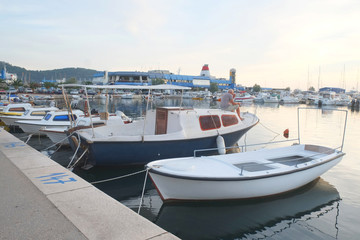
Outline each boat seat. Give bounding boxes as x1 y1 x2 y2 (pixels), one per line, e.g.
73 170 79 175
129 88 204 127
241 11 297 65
234 162 274 172
267 155 314 166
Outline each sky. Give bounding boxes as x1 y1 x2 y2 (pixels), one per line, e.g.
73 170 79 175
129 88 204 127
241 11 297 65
1 0 360 90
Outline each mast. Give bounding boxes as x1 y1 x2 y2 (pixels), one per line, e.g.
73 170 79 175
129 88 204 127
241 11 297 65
307 65 310 90
317 66 321 91
356 67 359 92
343 64 346 90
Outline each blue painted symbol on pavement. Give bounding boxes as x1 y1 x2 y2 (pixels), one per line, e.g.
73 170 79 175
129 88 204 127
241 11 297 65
36 172 77 184
3 142 26 148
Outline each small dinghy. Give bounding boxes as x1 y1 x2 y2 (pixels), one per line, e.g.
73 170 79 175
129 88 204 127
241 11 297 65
146 144 345 201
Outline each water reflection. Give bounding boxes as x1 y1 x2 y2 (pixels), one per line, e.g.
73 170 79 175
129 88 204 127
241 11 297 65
139 179 340 240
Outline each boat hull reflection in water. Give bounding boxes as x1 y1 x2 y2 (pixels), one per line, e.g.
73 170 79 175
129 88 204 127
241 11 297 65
153 178 340 240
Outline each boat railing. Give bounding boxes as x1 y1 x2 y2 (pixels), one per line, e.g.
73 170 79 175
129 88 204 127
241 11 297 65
297 107 348 152
194 107 348 156
195 143 343 175
193 138 300 157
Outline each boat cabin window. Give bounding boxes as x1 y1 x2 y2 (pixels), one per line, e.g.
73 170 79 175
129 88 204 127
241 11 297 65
9 107 26 112
44 114 52 121
199 115 221 131
53 115 77 121
23 110 30 116
30 111 47 116
221 114 239 127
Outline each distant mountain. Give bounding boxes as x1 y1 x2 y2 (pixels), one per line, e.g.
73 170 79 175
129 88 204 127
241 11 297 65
0 61 98 83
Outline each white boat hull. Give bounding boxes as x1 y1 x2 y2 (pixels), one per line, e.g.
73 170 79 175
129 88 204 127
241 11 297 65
149 157 341 201
17 122 69 135
147 144 344 201
0 116 19 126
40 128 68 145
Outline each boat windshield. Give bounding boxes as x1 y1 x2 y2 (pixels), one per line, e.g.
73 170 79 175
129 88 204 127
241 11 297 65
44 114 52 121
53 115 77 121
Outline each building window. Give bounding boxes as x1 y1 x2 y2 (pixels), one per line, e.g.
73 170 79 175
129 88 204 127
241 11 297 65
221 114 239 127
199 115 221 131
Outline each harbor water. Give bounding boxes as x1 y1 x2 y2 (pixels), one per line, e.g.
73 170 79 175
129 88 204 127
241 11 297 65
14 98 360 240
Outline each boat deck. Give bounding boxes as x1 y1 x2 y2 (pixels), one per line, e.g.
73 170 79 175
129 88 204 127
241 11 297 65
149 144 339 179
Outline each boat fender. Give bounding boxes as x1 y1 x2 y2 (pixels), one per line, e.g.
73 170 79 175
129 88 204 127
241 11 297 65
283 128 289 138
71 135 79 148
216 135 226 155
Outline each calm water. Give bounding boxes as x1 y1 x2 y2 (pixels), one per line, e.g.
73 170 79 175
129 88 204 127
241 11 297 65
15 98 360 240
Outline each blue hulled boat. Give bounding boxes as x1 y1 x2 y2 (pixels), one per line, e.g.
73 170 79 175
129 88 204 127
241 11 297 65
63 84 259 167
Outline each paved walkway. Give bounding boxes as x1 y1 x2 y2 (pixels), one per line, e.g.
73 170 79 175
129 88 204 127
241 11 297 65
0 129 178 240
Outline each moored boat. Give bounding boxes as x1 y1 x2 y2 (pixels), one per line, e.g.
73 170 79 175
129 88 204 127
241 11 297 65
16 109 84 135
146 144 345 201
40 111 132 145
263 94 279 103
0 103 33 116
68 107 259 167
0 106 58 127
234 92 255 103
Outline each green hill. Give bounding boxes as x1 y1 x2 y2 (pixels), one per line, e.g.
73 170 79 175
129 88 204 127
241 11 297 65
0 61 98 83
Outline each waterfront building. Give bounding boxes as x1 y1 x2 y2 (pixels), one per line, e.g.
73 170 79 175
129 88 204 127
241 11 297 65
92 65 244 90
1 66 17 84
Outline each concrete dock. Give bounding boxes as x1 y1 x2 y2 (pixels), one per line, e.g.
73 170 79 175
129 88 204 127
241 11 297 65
0 129 179 240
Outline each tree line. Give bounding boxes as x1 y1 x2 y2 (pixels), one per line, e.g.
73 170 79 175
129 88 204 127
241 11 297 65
0 61 97 83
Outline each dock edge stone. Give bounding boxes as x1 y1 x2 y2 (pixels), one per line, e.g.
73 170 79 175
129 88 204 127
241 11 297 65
0 129 179 240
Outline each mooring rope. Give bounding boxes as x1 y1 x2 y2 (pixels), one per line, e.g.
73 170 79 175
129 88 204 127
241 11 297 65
68 148 88 171
138 168 149 215
259 121 280 136
42 132 75 152
67 134 82 168
25 134 33 144
90 169 148 185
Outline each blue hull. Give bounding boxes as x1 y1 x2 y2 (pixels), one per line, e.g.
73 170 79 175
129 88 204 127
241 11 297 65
74 126 254 167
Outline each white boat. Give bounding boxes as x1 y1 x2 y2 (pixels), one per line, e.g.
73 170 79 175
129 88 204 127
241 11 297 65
253 92 268 103
234 92 255 103
335 94 351 106
40 111 132 145
280 96 300 104
147 144 344 201
16 109 84 135
182 92 194 99
0 106 58 127
316 92 337 106
0 103 33 116
263 95 279 103
121 92 134 99
63 84 259 167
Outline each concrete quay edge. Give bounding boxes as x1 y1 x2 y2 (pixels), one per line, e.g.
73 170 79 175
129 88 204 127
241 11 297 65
0 129 179 240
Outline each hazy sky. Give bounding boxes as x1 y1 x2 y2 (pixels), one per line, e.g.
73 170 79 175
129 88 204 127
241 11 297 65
1 0 360 90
